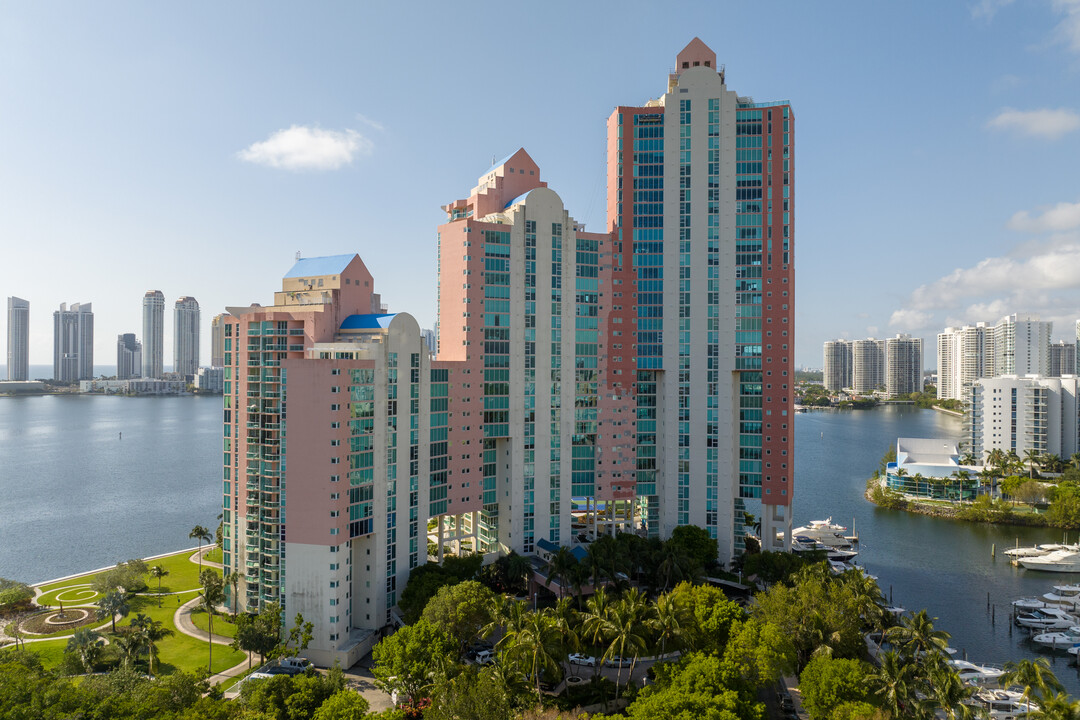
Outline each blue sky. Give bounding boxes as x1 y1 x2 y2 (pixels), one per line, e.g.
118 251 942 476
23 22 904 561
2 1 1079 372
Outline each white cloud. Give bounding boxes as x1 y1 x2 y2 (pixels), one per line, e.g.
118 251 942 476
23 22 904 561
355 113 385 131
1008 199 1080 232
971 0 1014 20
238 125 372 171
888 310 932 332
987 107 1080 139
1052 0 1080 53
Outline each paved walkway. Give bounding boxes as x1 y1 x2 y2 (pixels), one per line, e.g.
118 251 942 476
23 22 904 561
189 547 223 571
172 596 254 687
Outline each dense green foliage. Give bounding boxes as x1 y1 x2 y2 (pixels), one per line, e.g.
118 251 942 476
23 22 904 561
0 578 33 614
799 656 874 719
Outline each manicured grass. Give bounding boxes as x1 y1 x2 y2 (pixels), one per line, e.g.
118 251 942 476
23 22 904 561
21 549 245 679
205 546 223 564
36 585 101 608
189 608 238 639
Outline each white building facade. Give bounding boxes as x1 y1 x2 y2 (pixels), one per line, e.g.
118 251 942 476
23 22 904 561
994 313 1051 377
823 340 852 391
852 339 885 393
143 290 165 378
6 296 29 381
968 375 1080 461
885 334 923 398
174 296 200 377
53 302 93 383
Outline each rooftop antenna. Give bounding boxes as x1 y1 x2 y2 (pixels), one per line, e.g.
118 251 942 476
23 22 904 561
296 250 302 260
491 154 496 166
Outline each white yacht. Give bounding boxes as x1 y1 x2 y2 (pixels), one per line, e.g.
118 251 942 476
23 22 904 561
1004 543 1070 559
1030 626 1080 649
788 518 855 548
1042 584 1080 605
950 659 1006 685
1019 549 1080 573
1015 606 1079 630
1012 597 1050 611
971 688 1040 717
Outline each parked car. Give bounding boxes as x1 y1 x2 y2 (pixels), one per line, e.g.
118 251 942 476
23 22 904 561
474 650 495 665
568 653 597 667
603 655 633 668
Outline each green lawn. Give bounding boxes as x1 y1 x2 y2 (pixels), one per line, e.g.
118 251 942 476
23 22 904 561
189 608 238 639
23 549 243 679
205 546 223 564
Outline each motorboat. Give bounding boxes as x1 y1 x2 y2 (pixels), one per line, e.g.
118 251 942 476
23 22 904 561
792 537 858 562
1004 543 1071 559
1019 549 1080 573
1042 584 1080 606
1015 606 1079 630
950 659 1006 685
788 517 856 548
1012 597 1050 611
970 688 1039 717
1031 626 1080 649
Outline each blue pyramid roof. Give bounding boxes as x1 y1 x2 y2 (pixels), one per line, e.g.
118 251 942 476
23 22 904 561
284 254 356 279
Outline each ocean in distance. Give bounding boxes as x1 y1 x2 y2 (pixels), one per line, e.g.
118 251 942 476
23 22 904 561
4 395 1080 693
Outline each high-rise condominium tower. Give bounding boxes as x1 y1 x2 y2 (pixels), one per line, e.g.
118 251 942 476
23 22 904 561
117 333 142 379
143 290 165 378
885 334 923 398
852 339 884 393
823 340 852 391
210 313 227 368
6 297 29 381
603 38 795 552
994 313 1051 376
174 296 200 376
53 302 93 382
937 323 994 401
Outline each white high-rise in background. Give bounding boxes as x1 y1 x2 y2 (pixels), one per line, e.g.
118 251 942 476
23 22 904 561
822 340 853 391
53 302 93 382
1049 341 1076 378
994 313 1051 376
173 296 200 377
142 290 165 378
852 339 885 393
969 375 1080 460
6 297 29 381
885 334 923 398
117 333 142 380
937 323 994 401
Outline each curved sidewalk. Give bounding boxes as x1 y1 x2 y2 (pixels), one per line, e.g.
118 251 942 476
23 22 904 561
173 596 254 686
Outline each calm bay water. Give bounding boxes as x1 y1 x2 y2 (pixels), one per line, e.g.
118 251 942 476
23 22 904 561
3 397 1080 691
795 404 1080 695
0 394 221 584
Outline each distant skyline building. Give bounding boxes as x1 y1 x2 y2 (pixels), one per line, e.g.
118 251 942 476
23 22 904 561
53 302 94 383
937 323 993 402
994 313 1051 377
116 333 142 380
885 334 923 398
6 296 29 381
173 296 200 376
852 338 885 393
1049 341 1076 378
142 290 165 378
822 340 852 391
210 313 227 368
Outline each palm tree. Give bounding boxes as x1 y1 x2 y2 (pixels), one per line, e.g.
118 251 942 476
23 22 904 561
598 588 652 699
648 591 686 660
96 590 130 633
960 451 977 466
1000 657 1064 715
839 569 886 635
130 612 173 677
1024 448 1042 479
1034 692 1080 720
113 631 146 670
886 609 951 660
501 608 564 705
544 547 578 600
199 571 226 674
149 565 169 606
66 628 104 673
504 552 532 596
654 543 693 592
190 525 212 574
551 596 580 658
926 659 978 720
871 649 920 719
1071 452 1080 471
